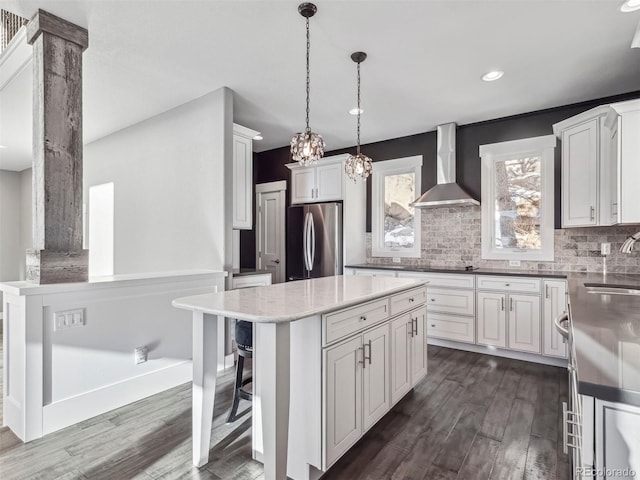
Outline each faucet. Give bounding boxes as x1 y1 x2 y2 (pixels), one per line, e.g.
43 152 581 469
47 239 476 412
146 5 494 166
620 231 640 254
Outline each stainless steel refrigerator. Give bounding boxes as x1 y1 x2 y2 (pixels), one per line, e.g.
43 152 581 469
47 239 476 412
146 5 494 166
287 202 343 281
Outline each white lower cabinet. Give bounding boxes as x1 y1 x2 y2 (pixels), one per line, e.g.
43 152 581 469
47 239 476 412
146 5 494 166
477 292 507 348
362 323 391 431
322 299 426 470
595 399 640 479
390 308 427 405
477 291 541 353
543 279 568 358
324 335 363 468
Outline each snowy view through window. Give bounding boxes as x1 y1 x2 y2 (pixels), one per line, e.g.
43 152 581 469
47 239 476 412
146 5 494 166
384 173 415 249
494 156 541 251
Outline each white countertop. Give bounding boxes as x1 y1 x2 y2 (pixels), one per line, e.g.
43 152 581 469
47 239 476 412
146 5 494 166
172 275 427 323
0 269 227 296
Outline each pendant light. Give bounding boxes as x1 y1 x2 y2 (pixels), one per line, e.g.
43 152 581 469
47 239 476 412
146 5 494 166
290 2 325 166
345 52 373 181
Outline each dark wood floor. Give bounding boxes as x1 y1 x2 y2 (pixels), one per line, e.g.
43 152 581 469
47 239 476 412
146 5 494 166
0 337 569 480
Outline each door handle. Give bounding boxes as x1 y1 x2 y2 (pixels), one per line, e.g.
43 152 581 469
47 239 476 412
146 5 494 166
365 340 372 365
273 259 280 264
413 317 418 336
357 346 365 368
408 321 414 338
510 298 513 312
303 213 310 272
590 206 595 221
545 284 549 299
501 297 505 311
310 213 316 269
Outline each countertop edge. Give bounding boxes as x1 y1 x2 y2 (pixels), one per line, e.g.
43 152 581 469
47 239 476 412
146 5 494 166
578 381 640 408
345 264 568 278
172 279 428 323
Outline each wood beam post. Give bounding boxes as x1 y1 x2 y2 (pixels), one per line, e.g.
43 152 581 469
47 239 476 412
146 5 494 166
25 10 89 284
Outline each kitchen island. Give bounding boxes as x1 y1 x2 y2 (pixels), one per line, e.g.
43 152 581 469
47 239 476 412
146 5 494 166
172 275 428 480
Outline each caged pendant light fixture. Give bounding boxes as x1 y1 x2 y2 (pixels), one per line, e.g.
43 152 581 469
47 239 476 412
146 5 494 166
290 2 325 166
345 52 373 181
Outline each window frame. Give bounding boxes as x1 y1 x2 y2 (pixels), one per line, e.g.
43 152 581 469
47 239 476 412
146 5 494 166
479 135 556 261
371 155 423 258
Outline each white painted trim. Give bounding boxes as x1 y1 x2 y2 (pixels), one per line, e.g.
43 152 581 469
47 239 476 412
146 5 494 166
0 27 31 90
552 105 613 137
233 123 260 139
42 361 192 435
285 154 348 171
256 180 287 193
371 155 423 259
428 337 567 368
480 135 556 262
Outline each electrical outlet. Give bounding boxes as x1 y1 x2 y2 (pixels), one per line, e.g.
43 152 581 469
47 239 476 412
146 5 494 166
135 346 148 365
392 257 401 263
601 242 611 255
53 309 85 331
509 260 521 267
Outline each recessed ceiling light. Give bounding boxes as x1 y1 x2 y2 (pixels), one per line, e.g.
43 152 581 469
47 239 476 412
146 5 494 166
253 134 263 141
349 107 363 116
621 0 640 12
482 70 504 82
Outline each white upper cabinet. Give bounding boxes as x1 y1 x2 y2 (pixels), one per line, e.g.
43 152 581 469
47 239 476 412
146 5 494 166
232 124 259 230
554 99 640 227
287 156 344 204
605 99 640 225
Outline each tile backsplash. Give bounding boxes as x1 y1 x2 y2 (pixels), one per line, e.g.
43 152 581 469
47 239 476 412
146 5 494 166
365 206 640 274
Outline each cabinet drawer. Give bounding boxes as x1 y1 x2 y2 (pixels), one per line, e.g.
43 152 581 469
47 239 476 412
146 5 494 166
426 288 475 316
231 274 272 289
390 286 427 316
398 271 475 289
323 298 389 345
476 275 541 294
427 312 475 344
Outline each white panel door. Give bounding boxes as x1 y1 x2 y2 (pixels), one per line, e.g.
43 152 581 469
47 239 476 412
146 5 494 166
257 188 285 283
291 168 316 204
596 399 640 479
324 335 363 468
390 313 412 405
362 323 391 431
410 308 428 386
232 134 253 229
476 292 507 348
542 280 568 358
316 162 343 201
562 119 599 227
508 294 541 354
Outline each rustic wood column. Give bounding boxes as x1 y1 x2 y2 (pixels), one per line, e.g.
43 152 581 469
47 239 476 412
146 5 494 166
25 10 89 284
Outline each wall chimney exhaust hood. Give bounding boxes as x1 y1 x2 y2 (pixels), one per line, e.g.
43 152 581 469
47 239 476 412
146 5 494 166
411 122 480 208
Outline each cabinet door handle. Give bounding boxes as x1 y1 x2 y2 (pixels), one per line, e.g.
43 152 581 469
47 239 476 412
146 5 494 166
510 298 513 312
360 315 367 321
408 321 414 337
409 298 414 303
366 340 372 365
413 317 418 335
545 284 549 299
501 297 505 311
431 324 436 328
590 206 595 221
358 346 365 368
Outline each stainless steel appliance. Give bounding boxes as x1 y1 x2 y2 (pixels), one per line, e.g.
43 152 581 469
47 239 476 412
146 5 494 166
287 202 342 281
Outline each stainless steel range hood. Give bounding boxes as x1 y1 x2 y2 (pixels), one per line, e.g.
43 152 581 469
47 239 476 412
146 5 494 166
411 122 480 208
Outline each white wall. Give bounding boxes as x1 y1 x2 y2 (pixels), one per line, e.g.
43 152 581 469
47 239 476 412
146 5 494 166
0 170 22 283
0 168 31 313
84 88 233 275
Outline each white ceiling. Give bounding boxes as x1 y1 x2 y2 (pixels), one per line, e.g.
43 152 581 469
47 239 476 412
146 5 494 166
1 0 640 171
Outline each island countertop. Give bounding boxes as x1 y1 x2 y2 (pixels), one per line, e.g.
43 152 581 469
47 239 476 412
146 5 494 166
172 275 427 323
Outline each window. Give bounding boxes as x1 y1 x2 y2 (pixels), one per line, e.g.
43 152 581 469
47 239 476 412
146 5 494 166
372 156 422 258
480 135 556 261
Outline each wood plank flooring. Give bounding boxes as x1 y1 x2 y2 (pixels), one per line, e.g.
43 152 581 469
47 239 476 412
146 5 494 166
0 338 569 480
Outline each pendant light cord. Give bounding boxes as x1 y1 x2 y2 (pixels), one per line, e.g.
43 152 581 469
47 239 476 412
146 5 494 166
305 17 311 133
356 61 361 155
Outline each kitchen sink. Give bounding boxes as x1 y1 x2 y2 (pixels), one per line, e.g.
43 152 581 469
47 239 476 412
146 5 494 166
584 283 640 296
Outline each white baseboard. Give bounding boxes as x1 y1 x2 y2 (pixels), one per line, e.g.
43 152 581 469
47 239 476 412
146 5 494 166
42 360 192 435
428 338 568 368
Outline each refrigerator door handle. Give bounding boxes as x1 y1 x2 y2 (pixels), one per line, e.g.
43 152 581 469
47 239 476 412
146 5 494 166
310 212 316 269
305 212 313 273
303 212 310 272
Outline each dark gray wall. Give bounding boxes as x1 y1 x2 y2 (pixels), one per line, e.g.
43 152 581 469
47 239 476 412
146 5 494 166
240 90 640 269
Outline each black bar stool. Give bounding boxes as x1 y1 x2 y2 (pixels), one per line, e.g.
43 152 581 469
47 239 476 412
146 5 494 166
227 320 252 423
